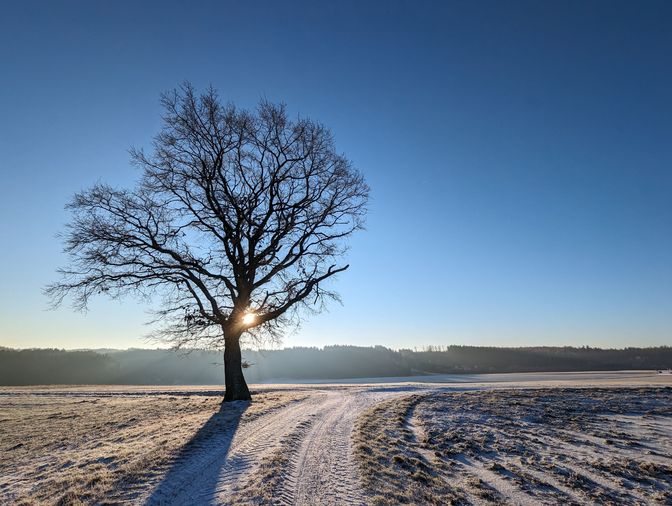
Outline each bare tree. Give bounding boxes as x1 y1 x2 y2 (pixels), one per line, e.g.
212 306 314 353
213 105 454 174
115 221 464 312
47 83 369 401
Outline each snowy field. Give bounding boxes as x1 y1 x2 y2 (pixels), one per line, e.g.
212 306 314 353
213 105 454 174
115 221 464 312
0 371 670 505
355 387 672 505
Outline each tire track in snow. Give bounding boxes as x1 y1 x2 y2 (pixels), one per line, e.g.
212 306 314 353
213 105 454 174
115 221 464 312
143 394 329 505
126 387 423 505
275 388 417 506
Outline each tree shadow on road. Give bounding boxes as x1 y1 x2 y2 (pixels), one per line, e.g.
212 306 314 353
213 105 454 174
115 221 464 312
144 400 249 505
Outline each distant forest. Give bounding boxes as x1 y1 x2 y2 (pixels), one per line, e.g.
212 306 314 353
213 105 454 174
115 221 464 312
1 345 671 386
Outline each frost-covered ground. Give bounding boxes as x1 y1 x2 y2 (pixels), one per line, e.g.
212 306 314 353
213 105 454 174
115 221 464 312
0 389 304 505
0 372 670 505
355 387 672 505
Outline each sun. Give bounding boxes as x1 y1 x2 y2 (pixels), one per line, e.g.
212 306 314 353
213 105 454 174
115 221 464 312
242 312 256 325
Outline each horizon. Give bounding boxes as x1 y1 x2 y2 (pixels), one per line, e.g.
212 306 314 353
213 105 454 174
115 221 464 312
3 343 671 353
1 1 671 350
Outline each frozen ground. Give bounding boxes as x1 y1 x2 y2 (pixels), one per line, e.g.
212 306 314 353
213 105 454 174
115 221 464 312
355 386 672 505
0 371 670 505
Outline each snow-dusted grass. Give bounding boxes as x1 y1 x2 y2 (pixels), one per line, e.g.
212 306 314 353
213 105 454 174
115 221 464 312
355 387 672 505
0 389 301 505
3 376 670 505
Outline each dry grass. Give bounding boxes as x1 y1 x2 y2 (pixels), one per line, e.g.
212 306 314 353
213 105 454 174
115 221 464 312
354 387 672 505
0 389 301 505
353 394 470 505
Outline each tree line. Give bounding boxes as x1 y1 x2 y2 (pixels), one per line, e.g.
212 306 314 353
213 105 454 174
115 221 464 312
1 345 670 386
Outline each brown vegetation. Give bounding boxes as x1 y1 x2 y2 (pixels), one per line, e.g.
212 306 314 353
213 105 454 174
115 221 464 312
0 390 301 505
354 388 672 505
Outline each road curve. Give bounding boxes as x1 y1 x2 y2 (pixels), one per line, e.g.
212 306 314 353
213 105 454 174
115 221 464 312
143 387 419 505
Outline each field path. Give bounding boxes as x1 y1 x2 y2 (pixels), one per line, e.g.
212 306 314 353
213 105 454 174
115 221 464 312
143 392 326 505
144 387 417 505
275 389 410 506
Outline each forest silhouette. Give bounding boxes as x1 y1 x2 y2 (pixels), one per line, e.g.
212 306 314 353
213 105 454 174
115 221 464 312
1 345 670 385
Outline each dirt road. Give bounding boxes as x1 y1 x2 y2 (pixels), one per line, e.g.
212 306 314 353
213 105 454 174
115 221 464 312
143 387 417 505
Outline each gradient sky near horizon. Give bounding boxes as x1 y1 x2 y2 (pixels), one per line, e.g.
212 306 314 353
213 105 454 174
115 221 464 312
1 1 671 350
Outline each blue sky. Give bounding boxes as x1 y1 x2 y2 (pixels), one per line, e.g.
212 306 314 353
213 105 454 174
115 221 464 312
1 0 670 349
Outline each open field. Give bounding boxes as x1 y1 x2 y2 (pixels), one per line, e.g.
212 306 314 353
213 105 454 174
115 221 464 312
1 372 670 505
355 387 672 505
0 390 306 505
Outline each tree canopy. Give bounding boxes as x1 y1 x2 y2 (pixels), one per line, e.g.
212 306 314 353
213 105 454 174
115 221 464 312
47 83 369 400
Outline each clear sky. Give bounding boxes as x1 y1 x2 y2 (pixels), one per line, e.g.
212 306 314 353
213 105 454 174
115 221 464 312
1 0 671 350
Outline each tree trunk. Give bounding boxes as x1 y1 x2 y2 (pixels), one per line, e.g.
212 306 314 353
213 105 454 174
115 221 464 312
223 331 251 402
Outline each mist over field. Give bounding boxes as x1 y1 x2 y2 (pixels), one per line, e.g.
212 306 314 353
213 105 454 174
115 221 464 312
1 345 671 385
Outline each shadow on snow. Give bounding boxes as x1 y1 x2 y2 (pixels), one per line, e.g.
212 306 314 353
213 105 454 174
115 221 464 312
144 400 249 505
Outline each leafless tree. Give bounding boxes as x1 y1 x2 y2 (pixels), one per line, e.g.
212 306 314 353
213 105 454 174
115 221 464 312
47 83 369 401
